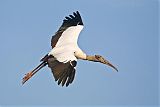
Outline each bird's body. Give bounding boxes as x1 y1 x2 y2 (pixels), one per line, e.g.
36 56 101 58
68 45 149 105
49 25 86 62
22 11 118 87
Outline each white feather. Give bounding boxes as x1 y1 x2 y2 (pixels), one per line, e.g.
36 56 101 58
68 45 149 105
49 25 85 63
55 25 83 47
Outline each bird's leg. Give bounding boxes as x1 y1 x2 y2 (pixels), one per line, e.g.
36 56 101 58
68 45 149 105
22 62 47 85
86 55 118 72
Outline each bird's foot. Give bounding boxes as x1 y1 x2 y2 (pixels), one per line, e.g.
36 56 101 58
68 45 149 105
22 71 33 84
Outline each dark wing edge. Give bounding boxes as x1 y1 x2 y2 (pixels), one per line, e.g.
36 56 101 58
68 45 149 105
47 56 77 87
51 11 83 48
62 11 83 27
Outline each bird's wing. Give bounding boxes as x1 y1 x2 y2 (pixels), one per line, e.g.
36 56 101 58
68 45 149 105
47 11 84 86
51 11 84 48
47 54 77 87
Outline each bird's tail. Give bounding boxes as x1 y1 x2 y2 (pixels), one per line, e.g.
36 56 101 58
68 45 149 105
22 61 47 85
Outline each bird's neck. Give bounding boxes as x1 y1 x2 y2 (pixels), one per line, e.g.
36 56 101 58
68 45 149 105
74 50 87 60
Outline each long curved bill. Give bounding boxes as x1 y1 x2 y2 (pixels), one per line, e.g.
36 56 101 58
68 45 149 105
95 55 118 72
105 61 118 72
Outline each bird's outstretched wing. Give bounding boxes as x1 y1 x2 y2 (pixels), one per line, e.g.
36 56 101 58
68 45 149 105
46 11 84 87
51 11 84 48
46 55 77 87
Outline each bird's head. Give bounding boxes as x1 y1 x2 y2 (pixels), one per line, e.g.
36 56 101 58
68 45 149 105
95 55 118 72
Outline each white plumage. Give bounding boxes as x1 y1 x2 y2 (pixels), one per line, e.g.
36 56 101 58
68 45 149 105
49 25 85 63
55 25 83 47
22 11 118 87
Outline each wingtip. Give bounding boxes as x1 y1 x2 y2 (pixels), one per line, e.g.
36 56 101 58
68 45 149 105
76 11 79 14
73 11 80 16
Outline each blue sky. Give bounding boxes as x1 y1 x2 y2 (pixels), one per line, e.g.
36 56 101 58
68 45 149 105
0 0 159 106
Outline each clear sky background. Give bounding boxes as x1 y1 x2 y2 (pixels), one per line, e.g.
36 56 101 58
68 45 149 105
0 0 159 107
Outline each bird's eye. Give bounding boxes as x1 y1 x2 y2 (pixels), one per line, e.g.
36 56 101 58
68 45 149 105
95 55 100 59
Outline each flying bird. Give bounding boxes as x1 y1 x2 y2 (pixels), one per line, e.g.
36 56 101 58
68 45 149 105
22 11 118 87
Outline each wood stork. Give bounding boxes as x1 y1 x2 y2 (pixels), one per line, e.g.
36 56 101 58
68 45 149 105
22 11 118 87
